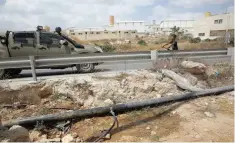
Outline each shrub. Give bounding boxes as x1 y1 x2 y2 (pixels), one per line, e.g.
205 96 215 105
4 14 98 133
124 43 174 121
95 43 115 52
181 34 193 40
138 40 147 46
204 38 211 42
189 37 201 43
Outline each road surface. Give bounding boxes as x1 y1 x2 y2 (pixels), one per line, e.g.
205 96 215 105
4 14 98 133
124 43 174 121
5 60 153 81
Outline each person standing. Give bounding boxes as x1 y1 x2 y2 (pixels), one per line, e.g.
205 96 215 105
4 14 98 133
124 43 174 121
161 34 178 51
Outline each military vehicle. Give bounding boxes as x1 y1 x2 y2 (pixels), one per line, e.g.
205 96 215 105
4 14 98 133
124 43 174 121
0 26 103 79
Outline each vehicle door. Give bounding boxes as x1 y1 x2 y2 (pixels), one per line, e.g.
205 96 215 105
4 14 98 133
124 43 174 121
38 32 65 56
8 32 37 57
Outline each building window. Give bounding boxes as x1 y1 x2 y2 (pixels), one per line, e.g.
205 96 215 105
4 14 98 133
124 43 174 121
214 19 223 24
85 32 87 34
132 31 136 34
96 32 100 34
112 32 116 34
198 33 205 36
78 33 83 35
71 33 75 35
210 30 226 36
124 32 129 34
104 32 108 34
90 32 94 34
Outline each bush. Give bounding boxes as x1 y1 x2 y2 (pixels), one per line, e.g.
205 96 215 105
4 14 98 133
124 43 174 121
138 40 147 46
204 38 211 42
189 37 201 43
181 34 193 40
95 43 115 52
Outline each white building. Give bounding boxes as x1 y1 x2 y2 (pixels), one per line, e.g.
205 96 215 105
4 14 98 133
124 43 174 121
104 21 146 33
193 12 234 40
145 23 161 34
65 16 146 35
159 20 195 35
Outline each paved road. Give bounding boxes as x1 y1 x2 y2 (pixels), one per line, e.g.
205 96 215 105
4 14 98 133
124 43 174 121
3 54 232 82
6 60 153 81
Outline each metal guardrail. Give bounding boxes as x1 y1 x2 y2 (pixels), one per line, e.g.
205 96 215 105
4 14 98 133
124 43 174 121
0 48 232 81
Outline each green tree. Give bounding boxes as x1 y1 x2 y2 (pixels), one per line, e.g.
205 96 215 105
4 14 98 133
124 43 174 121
170 26 184 38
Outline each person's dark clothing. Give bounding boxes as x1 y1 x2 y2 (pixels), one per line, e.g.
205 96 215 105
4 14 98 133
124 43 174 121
171 40 178 50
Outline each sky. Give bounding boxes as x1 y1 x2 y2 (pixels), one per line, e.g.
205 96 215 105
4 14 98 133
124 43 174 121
0 0 234 31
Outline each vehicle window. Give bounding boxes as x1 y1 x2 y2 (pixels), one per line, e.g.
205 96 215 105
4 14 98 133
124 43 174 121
40 33 61 45
14 33 35 44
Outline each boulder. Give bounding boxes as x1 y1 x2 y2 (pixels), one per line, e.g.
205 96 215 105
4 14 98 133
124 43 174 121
181 61 207 74
6 125 29 142
162 69 202 92
182 72 198 86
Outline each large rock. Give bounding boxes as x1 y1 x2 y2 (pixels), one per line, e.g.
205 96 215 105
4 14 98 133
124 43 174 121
181 61 207 74
162 69 202 92
2 125 30 142
182 72 198 86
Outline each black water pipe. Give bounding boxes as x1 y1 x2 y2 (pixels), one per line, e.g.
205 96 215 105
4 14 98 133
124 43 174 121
2 85 234 128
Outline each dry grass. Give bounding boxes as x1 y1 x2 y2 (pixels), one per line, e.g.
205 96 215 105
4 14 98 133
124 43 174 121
114 41 228 52
69 35 230 52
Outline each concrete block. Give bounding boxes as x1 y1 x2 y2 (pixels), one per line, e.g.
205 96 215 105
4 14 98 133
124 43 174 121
151 50 158 63
227 48 234 64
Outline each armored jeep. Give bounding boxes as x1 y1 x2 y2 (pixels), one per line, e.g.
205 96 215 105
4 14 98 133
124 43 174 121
0 26 103 79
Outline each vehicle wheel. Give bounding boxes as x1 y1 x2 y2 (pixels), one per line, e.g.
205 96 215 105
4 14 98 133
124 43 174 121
76 63 95 73
0 69 7 80
9 69 22 75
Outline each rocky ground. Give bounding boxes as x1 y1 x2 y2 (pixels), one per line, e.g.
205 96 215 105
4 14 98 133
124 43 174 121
0 62 234 142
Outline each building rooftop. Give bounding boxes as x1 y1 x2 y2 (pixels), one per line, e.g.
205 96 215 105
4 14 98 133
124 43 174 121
160 20 195 24
115 21 145 23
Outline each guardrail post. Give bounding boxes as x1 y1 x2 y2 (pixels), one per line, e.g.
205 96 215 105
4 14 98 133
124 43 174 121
151 50 158 68
29 56 37 81
227 48 234 64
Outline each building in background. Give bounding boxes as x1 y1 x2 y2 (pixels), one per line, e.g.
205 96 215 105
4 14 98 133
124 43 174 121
66 28 137 41
159 20 195 35
65 12 234 41
193 12 234 40
65 16 144 40
145 20 161 35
